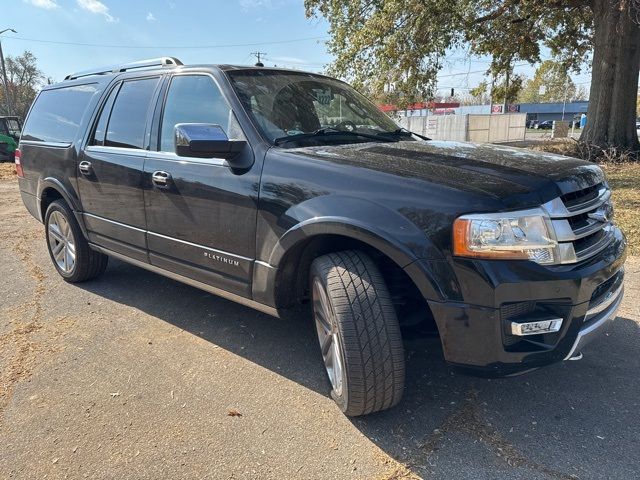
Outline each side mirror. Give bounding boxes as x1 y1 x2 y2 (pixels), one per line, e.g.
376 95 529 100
174 123 246 160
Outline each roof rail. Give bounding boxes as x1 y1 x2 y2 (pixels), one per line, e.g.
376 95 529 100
64 57 183 81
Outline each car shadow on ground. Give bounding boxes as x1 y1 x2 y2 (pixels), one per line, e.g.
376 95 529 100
78 259 640 479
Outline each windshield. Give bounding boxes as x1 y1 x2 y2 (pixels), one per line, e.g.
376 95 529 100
227 70 400 145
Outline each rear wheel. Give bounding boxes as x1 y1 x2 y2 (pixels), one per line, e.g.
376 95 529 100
310 250 405 416
45 200 108 282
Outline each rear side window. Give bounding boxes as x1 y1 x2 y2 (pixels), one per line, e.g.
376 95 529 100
91 83 120 146
104 77 160 149
22 84 98 144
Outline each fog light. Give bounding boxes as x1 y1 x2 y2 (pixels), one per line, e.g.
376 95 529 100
510 319 563 336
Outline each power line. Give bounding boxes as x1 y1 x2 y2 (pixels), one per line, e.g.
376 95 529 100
3 35 329 49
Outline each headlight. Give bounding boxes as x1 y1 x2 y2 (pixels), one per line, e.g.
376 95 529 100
453 208 558 264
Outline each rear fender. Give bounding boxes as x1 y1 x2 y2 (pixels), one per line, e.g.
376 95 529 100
38 178 88 238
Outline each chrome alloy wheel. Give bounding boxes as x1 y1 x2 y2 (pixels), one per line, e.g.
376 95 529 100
312 277 345 396
47 211 76 273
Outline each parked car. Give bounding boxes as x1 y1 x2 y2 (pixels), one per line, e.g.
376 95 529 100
0 116 21 162
16 58 626 416
534 120 554 130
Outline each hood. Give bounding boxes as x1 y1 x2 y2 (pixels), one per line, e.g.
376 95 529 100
293 140 604 206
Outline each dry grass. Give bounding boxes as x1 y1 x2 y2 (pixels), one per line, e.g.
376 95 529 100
0 163 16 180
523 139 639 255
603 163 640 255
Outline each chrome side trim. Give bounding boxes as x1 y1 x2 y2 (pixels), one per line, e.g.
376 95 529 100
83 213 252 263
84 145 148 157
146 150 227 167
564 286 623 360
147 231 253 262
83 212 146 233
89 244 280 318
255 260 275 269
18 140 72 148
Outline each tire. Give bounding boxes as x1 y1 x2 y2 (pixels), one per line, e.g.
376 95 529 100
310 250 405 416
44 200 108 283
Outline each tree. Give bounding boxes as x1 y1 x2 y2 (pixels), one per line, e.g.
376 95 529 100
469 73 526 104
518 60 577 103
305 0 640 151
0 51 43 119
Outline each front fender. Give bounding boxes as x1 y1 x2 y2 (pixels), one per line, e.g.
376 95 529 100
268 195 443 268
256 195 458 305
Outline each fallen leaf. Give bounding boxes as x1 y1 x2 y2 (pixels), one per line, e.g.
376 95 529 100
227 409 242 417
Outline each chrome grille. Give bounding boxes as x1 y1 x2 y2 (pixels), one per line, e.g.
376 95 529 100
543 182 614 264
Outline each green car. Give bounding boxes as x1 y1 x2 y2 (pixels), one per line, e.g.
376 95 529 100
0 116 22 162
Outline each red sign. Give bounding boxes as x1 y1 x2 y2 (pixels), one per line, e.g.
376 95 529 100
491 105 503 114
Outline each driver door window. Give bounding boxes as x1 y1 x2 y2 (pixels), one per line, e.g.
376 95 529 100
159 75 237 153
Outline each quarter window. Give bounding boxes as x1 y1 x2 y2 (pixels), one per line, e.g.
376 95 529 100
160 75 236 153
22 84 98 144
104 77 160 149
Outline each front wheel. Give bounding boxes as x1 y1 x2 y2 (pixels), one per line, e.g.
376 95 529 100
310 250 405 416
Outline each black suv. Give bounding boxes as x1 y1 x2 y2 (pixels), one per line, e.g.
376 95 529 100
17 57 626 416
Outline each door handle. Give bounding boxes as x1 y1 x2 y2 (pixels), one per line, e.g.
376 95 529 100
151 170 171 188
78 161 92 175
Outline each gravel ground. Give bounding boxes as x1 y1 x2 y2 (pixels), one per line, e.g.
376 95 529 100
0 172 638 480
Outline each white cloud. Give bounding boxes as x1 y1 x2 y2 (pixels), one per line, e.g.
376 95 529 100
22 0 58 9
76 0 116 22
146 12 156 22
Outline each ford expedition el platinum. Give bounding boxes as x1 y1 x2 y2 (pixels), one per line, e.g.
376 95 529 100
16 57 626 416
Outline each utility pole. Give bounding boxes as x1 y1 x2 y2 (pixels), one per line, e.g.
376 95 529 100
0 28 17 117
251 51 267 67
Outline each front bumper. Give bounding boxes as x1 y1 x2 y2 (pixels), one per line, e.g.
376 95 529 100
564 281 623 361
423 227 627 376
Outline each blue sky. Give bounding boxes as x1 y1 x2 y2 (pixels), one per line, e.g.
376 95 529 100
3 0 591 96
4 0 332 81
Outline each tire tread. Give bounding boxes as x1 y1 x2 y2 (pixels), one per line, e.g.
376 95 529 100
311 250 405 416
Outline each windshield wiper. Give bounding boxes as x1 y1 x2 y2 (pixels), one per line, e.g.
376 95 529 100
381 128 431 141
274 128 398 146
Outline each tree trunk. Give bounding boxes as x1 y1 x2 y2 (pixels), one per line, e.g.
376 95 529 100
580 0 640 151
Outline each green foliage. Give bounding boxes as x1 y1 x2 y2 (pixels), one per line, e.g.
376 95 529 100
0 51 43 119
305 0 594 103
518 60 577 103
469 73 525 104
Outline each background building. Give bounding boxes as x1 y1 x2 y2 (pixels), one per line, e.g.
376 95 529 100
390 101 589 123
